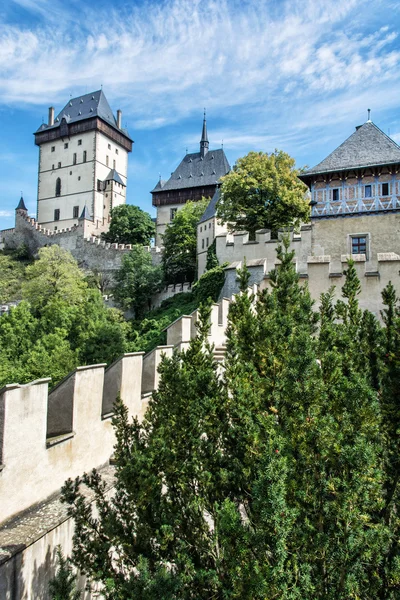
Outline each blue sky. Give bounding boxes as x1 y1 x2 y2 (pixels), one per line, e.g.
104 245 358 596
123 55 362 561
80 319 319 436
1 0 400 230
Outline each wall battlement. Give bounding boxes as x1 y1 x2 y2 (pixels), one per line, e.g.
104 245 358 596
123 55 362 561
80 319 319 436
0 292 235 528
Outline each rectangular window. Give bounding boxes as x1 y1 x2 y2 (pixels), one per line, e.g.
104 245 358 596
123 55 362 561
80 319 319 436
108 144 111 150
365 184 372 198
97 179 103 192
206 237 209 247
51 146 55 152
200 226 202 232
351 235 367 256
113 159 116 169
64 143 68 149
209 222 212 229
83 151 87 163
106 155 109 167
115 148 119 155
332 188 339 201
73 206 79 219
54 209 60 221
170 208 177 221
57 162 61 168
52 164 54 170
78 139 82 146
202 239 205 249
382 182 389 196
73 153 77 165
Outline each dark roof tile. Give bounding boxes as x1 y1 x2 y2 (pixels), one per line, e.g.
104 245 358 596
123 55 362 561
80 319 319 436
302 121 400 176
199 187 220 223
152 149 230 193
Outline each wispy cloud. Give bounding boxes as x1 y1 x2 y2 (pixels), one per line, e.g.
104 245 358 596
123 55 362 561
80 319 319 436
1 0 399 134
0 210 13 218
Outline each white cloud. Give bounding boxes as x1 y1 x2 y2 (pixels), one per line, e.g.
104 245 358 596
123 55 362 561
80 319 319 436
0 0 399 129
0 210 13 217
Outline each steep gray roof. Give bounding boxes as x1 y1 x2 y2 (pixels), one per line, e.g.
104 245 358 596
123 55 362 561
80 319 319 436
36 90 131 139
199 187 220 223
303 121 400 176
16 196 27 211
152 149 230 193
79 205 92 221
105 169 125 186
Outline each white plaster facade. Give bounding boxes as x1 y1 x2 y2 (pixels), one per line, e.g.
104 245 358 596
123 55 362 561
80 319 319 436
35 91 131 233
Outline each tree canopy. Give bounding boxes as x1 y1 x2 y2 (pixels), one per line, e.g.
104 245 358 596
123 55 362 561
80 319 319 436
102 204 155 246
216 150 310 238
63 241 400 599
0 246 129 388
162 199 208 284
113 246 163 318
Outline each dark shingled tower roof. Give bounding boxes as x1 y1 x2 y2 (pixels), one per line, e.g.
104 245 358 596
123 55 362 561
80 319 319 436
16 196 27 211
199 187 220 223
152 150 230 193
302 121 400 177
152 114 230 194
104 169 125 186
36 90 131 139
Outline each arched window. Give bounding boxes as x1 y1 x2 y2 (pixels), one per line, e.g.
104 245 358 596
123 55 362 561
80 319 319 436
55 178 61 197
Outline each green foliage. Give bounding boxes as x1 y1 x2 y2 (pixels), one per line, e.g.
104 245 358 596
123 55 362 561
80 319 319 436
192 264 226 304
22 246 87 312
128 292 198 353
102 204 155 246
162 199 208 284
114 246 163 318
217 150 310 238
205 238 219 270
0 248 129 388
63 241 400 598
0 253 26 303
49 546 81 600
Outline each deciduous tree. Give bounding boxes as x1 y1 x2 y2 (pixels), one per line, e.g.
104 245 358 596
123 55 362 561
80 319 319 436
162 199 208 284
102 204 155 246
216 150 310 239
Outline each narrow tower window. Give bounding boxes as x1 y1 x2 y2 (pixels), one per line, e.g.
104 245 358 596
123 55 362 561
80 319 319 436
55 177 61 197
83 151 87 163
73 153 77 165
54 209 60 221
382 182 389 196
73 206 79 218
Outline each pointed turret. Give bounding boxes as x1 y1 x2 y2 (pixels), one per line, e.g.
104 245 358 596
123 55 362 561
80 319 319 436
200 109 209 157
79 205 92 221
16 196 27 213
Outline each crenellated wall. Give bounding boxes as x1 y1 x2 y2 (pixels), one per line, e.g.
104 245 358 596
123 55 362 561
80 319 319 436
0 210 162 279
0 298 235 599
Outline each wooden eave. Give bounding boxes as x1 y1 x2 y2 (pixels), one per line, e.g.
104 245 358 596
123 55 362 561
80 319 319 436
299 162 400 188
34 117 133 152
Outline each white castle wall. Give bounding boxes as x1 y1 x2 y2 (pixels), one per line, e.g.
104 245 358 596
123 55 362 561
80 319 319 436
0 299 234 599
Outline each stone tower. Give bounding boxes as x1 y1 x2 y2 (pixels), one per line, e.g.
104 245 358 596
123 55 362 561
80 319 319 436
34 90 133 232
151 114 230 246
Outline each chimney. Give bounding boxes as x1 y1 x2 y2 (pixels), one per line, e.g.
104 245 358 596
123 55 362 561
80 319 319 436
117 110 122 129
48 106 54 126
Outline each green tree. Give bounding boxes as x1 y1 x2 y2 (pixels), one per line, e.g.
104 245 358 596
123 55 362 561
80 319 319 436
114 246 163 318
22 245 87 313
102 204 155 246
49 546 81 600
0 253 25 303
216 150 310 239
62 243 399 599
205 238 219 271
162 199 208 284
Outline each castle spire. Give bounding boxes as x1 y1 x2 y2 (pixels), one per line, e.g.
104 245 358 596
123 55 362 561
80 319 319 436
16 196 27 212
200 109 209 157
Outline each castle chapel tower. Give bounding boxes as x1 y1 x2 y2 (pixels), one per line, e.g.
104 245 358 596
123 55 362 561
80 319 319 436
34 90 133 232
151 113 230 246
